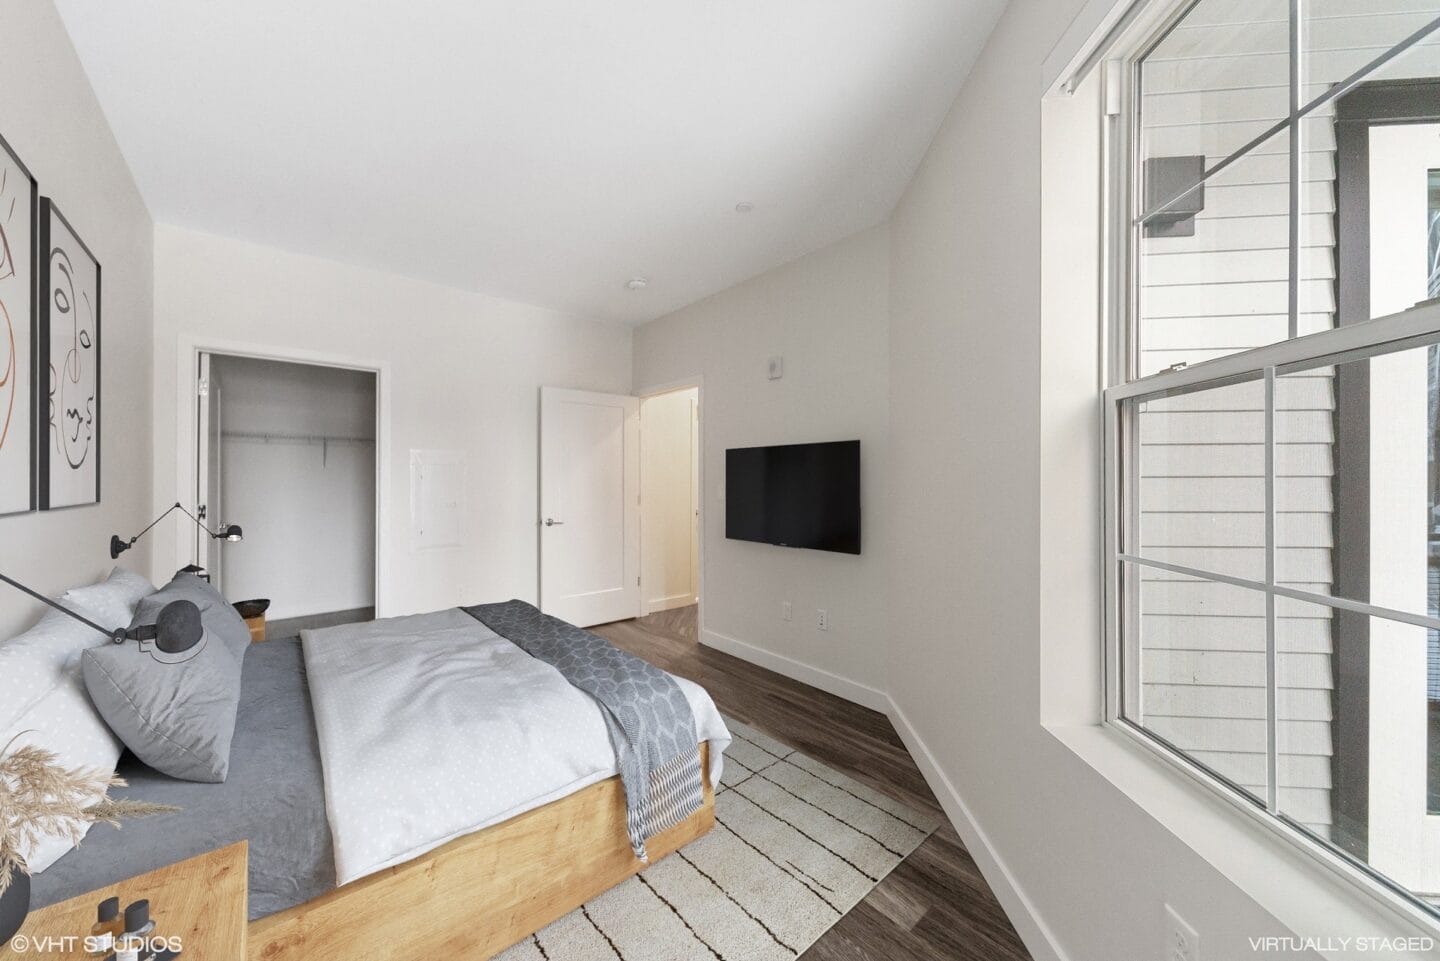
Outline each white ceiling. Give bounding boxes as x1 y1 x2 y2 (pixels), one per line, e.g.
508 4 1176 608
55 1 1004 325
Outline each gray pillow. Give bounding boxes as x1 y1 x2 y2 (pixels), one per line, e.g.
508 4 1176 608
82 574 251 782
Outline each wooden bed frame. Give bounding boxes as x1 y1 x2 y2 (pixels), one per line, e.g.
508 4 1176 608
247 742 714 961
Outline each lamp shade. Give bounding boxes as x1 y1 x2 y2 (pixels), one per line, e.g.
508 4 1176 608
221 524 243 543
153 600 204 654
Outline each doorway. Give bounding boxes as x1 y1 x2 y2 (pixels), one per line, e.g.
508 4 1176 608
197 353 378 634
639 386 699 617
536 382 702 630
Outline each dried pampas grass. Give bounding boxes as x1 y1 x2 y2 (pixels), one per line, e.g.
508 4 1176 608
0 733 178 895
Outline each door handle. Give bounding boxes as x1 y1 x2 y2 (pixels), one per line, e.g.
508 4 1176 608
544 518 564 527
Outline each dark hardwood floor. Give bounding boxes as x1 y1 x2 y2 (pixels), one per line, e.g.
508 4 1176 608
594 605 1033 961
267 606 375 639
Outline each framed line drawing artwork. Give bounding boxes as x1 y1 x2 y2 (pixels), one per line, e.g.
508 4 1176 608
0 133 36 516
38 199 100 510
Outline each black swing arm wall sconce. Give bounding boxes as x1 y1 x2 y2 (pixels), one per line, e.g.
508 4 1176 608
111 502 243 560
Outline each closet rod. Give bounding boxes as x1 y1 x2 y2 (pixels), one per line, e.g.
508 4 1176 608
221 430 375 446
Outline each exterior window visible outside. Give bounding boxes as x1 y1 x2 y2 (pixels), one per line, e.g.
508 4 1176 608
1109 0 1440 916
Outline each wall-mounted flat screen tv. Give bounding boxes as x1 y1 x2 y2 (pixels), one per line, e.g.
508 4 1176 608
725 440 860 555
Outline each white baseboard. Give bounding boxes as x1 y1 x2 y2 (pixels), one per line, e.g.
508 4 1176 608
886 699 1069 961
699 628 889 713
645 593 698 615
697 626 1066 959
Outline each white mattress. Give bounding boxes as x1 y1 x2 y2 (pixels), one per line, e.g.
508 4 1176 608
302 609 730 886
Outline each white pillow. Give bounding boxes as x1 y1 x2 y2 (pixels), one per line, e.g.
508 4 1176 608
0 568 151 874
2 677 125 873
0 611 103 734
0 568 155 743
62 567 157 631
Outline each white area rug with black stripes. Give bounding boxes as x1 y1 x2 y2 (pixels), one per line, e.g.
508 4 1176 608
496 718 942 961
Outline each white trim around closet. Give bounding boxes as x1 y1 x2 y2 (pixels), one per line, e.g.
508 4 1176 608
171 333 393 618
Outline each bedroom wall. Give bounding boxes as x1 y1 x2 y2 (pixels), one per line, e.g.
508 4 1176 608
0 1 155 639
151 224 632 617
632 224 889 703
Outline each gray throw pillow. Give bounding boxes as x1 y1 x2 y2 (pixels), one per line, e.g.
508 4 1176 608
82 574 251 782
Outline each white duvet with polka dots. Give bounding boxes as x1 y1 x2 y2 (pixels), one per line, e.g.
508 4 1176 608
301 608 729 887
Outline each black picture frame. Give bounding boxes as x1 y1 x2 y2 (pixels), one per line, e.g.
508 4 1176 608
0 131 37 516
37 198 101 510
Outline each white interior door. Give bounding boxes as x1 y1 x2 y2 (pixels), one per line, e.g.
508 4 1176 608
194 352 214 572
540 387 640 626
206 377 223 585
690 396 700 603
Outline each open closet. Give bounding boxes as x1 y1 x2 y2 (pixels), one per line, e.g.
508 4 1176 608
198 354 377 634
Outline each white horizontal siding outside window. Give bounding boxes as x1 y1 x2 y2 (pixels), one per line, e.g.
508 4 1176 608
1106 0 1440 920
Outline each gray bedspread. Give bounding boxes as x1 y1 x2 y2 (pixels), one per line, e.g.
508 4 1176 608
463 599 703 861
30 637 334 921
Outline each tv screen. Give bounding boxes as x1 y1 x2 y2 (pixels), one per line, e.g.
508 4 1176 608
725 440 860 555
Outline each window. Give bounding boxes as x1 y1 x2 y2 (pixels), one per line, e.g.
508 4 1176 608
1106 0 1440 917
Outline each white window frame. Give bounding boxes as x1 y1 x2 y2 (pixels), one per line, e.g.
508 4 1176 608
1098 0 1440 930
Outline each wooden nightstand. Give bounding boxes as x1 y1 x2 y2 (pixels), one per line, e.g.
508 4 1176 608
3 842 248 959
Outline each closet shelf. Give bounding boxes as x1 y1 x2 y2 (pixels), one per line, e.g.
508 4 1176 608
221 431 375 447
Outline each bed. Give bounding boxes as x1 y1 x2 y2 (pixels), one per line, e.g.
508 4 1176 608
32 638 335 919
29 602 729 961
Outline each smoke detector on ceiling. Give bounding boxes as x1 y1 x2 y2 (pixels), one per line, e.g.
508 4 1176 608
626 277 649 290
735 201 755 213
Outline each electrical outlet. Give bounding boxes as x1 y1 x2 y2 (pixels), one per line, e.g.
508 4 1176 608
817 609 829 631
781 601 793 621
1164 905 1199 961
